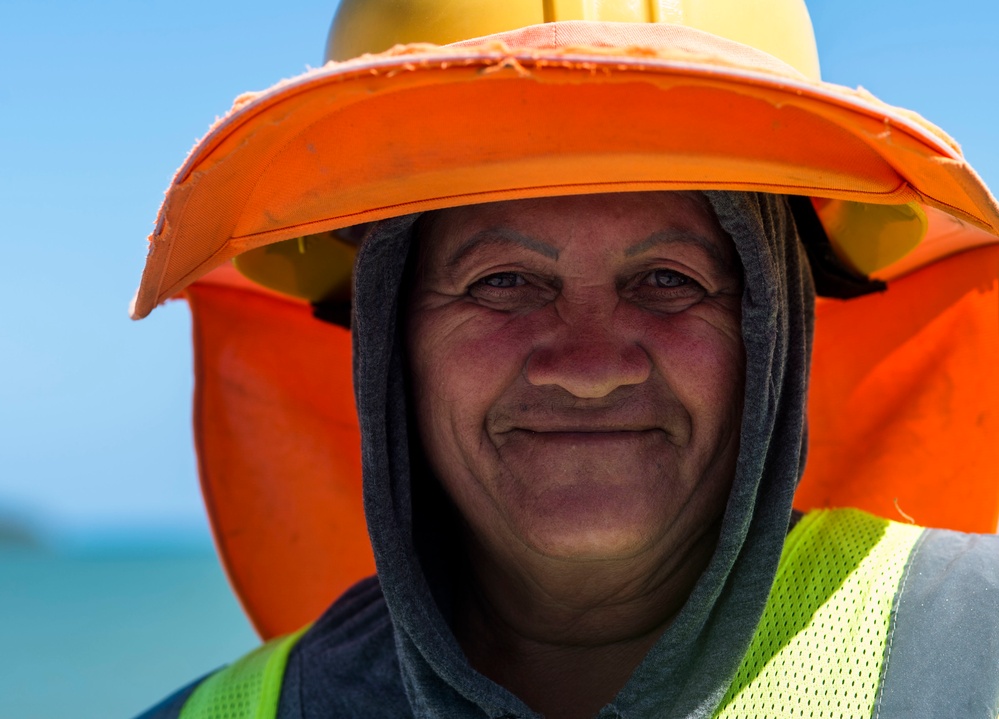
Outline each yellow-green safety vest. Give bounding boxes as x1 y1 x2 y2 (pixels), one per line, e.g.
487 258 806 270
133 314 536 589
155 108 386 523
176 509 998 718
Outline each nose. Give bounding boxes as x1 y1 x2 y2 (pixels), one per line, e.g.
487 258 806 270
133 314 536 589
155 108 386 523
524 307 652 399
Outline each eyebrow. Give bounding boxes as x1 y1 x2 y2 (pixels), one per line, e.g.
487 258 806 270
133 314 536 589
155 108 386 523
625 230 735 273
445 228 560 269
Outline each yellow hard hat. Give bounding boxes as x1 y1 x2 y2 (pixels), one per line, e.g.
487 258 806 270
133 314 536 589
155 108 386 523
231 0 935 306
327 0 820 78
238 0 820 303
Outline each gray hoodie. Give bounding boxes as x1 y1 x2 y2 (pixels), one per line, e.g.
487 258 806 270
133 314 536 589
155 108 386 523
261 191 815 719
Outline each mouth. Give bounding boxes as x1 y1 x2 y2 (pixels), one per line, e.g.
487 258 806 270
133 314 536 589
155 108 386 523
508 428 666 444
488 399 688 446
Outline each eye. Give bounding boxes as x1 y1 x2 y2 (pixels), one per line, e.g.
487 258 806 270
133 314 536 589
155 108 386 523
467 271 555 311
648 269 692 288
477 272 525 289
630 267 707 312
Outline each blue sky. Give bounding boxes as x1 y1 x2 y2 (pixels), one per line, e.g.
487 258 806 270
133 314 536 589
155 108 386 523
1 0 997 542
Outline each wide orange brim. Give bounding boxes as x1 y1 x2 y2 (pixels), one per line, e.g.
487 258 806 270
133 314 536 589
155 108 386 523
133 22 999 318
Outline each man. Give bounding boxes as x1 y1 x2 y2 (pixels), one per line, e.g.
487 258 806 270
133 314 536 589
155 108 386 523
135 1 999 717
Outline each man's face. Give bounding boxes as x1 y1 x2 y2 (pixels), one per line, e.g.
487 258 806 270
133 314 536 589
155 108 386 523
406 192 744 562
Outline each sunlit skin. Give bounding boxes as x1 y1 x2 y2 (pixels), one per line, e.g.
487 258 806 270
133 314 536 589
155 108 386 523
405 192 745 719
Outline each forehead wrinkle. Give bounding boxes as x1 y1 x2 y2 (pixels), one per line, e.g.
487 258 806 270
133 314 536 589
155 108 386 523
625 230 736 274
445 227 560 270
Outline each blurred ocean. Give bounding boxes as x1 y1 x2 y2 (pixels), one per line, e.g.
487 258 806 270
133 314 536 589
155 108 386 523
0 535 259 719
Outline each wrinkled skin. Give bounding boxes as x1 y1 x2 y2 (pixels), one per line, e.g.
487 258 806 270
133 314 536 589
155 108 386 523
407 192 745 564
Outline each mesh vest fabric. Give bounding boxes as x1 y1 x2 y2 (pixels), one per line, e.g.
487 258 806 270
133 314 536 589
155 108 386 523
714 509 923 718
176 509 927 719
178 628 306 719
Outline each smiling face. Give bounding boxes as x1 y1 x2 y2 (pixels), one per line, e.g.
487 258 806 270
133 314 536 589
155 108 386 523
405 192 745 563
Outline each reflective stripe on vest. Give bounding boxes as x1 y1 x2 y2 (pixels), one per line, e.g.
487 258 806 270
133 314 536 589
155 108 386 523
178 627 307 719
715 508 923 718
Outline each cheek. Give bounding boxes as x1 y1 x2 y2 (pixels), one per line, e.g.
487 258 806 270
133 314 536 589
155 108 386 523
406 305 538 441
642 310 745 417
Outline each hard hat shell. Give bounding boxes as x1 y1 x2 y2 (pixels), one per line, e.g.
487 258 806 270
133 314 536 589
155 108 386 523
238 0 821 304
132 4 999 639
327 0 821 80
228 0 936 304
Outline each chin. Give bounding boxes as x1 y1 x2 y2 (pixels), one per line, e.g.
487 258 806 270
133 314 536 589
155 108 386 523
514 488 670 561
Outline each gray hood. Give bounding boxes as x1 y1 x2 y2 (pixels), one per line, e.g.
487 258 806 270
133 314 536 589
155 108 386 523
350 191 814 718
